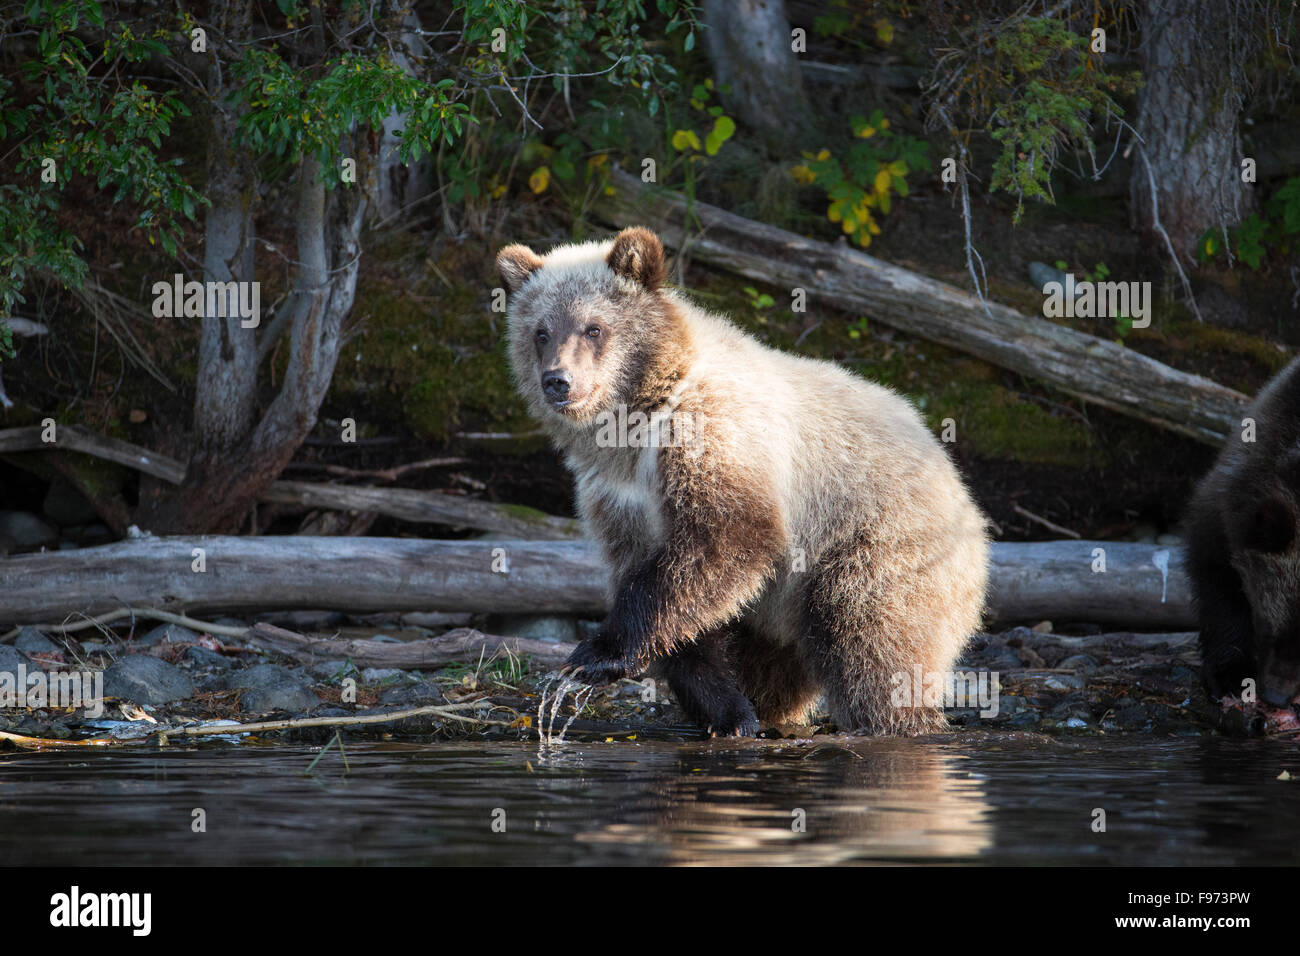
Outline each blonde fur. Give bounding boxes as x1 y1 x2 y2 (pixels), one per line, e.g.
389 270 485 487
500 229 991 735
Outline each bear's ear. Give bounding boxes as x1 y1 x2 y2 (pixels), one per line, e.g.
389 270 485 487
1243 494 1297 554
496 244 545 293
606 227 666 291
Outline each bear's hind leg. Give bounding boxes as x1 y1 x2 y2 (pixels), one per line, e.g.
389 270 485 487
731 629 822 727
804 534 968 736
654 626 759 737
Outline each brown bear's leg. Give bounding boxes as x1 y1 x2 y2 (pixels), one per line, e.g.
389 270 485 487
653 625 759 737
730 629 822 726
803 533 953 735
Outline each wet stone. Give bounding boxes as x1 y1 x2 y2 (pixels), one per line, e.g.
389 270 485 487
183 646 231 671
361 668 405 683
103 655 195 705
310 660 357 682
13 628 58 656
380 680 446 706
0 645 33 678
1058 654 1100 674
133 623 201 647
216 664 319 713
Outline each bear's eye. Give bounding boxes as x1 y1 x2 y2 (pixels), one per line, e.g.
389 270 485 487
585 326 602 340
535 329 549 344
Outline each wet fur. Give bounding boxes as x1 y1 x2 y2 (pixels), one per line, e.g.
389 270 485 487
498 228 990 735
1186 357 1300 704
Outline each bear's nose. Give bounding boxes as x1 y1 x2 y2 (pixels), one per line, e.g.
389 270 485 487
542 370 572 402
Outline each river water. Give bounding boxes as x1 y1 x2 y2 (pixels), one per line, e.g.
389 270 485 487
1 734 1296 865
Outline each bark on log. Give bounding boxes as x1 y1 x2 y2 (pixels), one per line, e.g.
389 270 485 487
242 622 575 668
0 536 1194 629
0 426 581 540
260 481 582 539
593 167 1249 444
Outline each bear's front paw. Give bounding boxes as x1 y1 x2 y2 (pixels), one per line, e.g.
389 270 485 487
562 640 630 685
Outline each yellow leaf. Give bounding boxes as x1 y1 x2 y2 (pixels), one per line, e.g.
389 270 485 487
671 128 702 151
875 168 892 195
815 148 831 161
529 166 550 194
857 126 876 139
875 19 894 44
791 164 816 184
827 201 842 223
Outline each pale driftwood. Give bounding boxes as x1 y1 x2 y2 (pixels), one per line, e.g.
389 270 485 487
241 622 576 668
0 425 580 540
261 481 581 539
593 167 1249 444
0 537 608 623
0 535 1194 629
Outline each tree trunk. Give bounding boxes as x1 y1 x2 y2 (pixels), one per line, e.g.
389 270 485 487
702 0 808 146
143 138 372 533
371 0 430 224
1130 0 1253 265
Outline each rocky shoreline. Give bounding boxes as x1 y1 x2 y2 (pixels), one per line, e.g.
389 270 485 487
1 617 1294 746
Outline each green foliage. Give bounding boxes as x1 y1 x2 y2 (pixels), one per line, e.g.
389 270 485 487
813 0 899 49
1197 177 1300 269
791 110 929 247
742 286 775 310
668 80 735 162
0 0 204 318
984 18 1140 223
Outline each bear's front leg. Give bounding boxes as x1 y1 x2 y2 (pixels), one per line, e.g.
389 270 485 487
562 634 632 685
566 445 785 706
562 557 661 683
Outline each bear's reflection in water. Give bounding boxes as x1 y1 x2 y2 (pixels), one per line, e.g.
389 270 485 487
570 738 993 864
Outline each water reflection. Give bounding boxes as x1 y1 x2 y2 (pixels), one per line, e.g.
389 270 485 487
572 740 993 864
0 735 1296 865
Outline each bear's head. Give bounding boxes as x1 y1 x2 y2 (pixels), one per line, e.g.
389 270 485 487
495 227 686 426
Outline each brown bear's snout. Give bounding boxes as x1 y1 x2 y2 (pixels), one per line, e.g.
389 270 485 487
542 369 573 405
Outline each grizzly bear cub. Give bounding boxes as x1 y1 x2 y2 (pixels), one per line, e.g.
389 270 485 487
1185 357 1300 709
496 227 990 736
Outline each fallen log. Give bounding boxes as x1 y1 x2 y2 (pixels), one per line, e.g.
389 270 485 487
0 535 1194 629
241 621 576 668
593 167 1249 444
0 425 581 540
260 481 581 539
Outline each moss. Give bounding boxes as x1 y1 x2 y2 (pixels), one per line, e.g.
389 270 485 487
332 246 533 442
497 502 558 523
1160 320 1293 375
